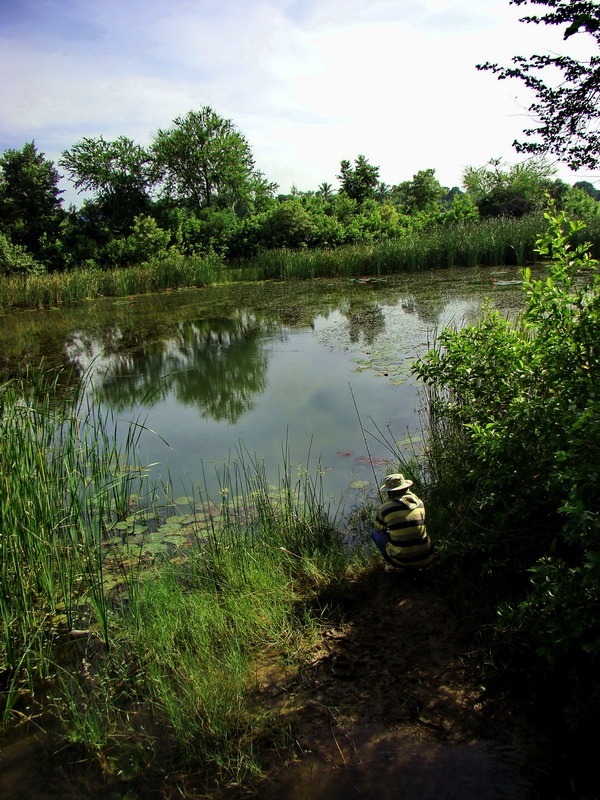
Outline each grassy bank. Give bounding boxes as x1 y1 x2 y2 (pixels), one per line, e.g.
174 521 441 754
0 214 554 311
0 371 372 790
228 213 546 281
0 251 223 311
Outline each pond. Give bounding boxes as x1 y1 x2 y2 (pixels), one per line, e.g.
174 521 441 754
0 266 527 516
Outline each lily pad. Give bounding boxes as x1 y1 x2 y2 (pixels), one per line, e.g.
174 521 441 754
161 533 188 544
102 535 124 549
172 496 194 506
177 513 200 525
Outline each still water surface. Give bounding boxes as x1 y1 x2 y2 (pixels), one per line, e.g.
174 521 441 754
1 267 526 512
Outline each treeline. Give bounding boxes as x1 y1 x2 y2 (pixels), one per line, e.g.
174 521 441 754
1 106 599 277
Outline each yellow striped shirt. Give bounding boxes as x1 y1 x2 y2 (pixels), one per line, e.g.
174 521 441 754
374 491 435 568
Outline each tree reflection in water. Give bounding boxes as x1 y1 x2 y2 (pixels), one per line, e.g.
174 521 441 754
0 270 531 507
75 314 284 424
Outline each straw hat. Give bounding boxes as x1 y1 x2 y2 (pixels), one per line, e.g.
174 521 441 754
380 473 413 493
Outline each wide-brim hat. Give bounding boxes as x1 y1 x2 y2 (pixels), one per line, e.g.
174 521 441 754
380 473 413 493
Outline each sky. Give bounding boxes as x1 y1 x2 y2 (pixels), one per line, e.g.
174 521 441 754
1 0 598 205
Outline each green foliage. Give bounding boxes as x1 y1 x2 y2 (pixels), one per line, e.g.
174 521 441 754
463 157 562 218
0 142 65 264
574 180 600 202
59 136 153 235
2 110 597 283
477 1 600 170
337 155 380 203
563 185 600 219
260 199 316 249
415 204 600 722
105 214 172 267
444 191 479 224
0 232 45 277
393 168 447 214
151 107 259 210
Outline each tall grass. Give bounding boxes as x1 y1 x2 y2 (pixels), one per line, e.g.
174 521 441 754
3 213 599 312
228 214 546 281
0 251 223 311
52 450 357 787
0 372 363 789
0 215 552 311
0 370 152 717
108 452 352 781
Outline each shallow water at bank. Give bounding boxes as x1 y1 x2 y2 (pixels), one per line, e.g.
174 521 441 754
0 267 527 510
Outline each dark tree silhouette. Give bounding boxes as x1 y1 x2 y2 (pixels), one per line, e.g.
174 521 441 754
478 1 600 170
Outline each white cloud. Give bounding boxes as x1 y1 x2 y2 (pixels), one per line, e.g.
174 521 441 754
1 0 597 202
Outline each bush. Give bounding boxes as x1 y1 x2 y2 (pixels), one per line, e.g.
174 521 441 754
105 214 171 266
0 232 44 276
414 205 600 721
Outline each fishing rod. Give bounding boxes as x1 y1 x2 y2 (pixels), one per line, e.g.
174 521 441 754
349 383 384 503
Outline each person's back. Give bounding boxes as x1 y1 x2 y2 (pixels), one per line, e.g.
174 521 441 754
371 474 435 570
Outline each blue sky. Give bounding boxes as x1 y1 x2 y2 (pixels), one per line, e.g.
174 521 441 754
1 0 597 204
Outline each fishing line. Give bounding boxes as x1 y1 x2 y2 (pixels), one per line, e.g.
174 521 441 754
349 383 383 502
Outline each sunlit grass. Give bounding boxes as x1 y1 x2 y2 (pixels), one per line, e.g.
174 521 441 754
0 214 556 311
0 369 154 716
0 371 369 789
0 252 223 310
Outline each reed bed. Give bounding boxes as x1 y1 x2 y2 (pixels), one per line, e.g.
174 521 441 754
0 372 365 788
95 449 353 779
227 214 546 281
0 215 554 311
0 252 222 311
0 371 151 715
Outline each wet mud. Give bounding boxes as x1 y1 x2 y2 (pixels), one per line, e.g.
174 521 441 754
233 569 538 800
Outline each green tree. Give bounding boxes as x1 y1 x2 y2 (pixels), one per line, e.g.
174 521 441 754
445 191 479 223
574 180 600 201
0 232 44 276
60 136 153 234
260 199 316 249
0 142 64 262
563 185 600 218
105 214 172 267
151 107 264 211
463 157 560 217
477 1 600 170
393 169 446 213
337 155 380 203
317 182 334 199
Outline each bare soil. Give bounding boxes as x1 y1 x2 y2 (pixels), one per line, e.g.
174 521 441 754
0 567 551 799
231 567 541 800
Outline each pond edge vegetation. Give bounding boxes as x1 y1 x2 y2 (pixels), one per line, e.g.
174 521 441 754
3 211 600 312
1 207 599 796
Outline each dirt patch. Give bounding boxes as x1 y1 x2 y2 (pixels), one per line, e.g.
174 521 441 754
227 567 539 800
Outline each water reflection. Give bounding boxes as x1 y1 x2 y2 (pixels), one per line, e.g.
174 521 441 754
0 269 530 504
88 315 281 422
343 300 386 347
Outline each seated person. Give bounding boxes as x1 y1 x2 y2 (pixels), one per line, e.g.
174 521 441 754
371 473 435 571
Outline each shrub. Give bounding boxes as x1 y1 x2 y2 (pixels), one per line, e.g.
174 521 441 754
414 204 600 723
105 214 171 266
0 232 44 276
